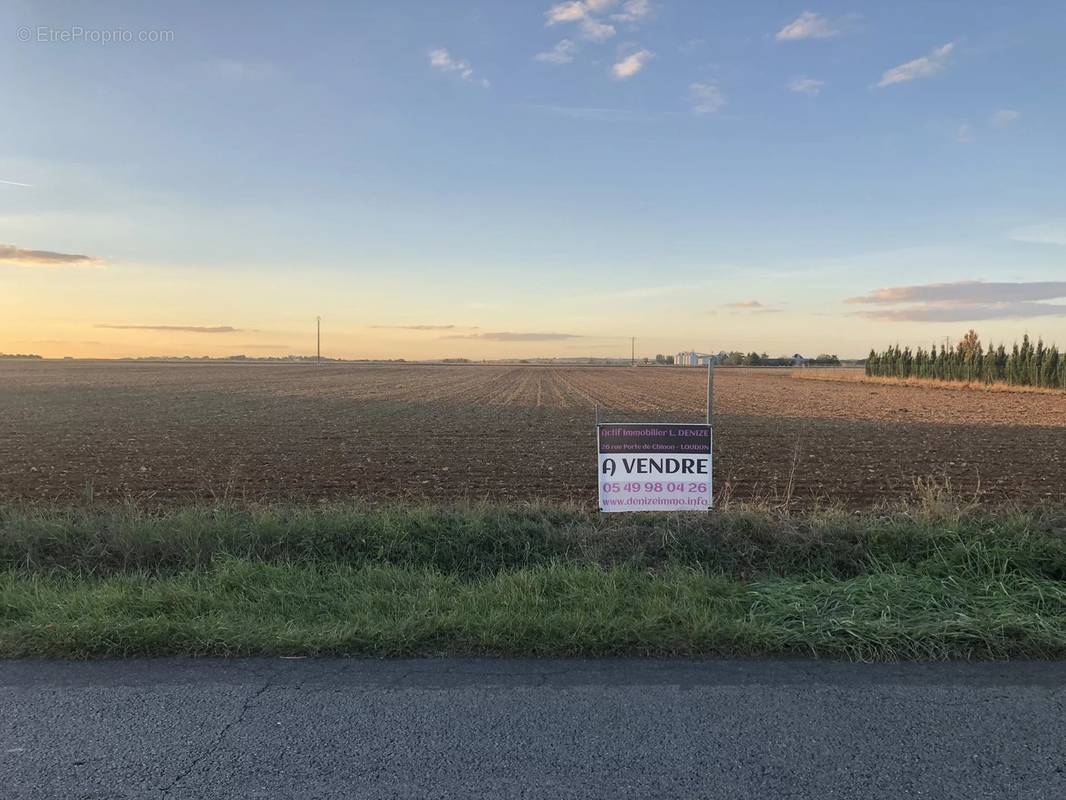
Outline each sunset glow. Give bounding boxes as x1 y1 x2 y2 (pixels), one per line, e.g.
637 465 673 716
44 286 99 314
3 2 1064 360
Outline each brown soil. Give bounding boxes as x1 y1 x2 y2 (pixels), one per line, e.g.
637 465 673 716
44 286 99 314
3 361 1064 508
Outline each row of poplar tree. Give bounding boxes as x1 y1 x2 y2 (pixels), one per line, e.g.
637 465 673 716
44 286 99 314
865 330 1066 389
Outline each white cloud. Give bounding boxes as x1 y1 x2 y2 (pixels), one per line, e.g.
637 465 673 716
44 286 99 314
956 123 974 144
991 109 1021 127
876 42 954 88
788 76 824 96
546 2 589 24
1008 223 1066 246
579 17 617 41
847 280 1066 321
775 11 839 41
612 48 653 79
428 48 490 87
545 1 620 41
847 280 1066 305
96 324 243 333
689 82 725 114
611 0 652 22
855 302 1066 322
546 0 619 25
535 39 578 64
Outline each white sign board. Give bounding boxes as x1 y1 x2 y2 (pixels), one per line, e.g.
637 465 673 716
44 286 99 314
597 423 713 512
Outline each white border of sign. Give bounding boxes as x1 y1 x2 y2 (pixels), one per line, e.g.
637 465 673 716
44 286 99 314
596 423 713 512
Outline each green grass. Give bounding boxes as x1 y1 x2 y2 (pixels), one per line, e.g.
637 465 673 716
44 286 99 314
4 502 1066 579
2 501 1065 659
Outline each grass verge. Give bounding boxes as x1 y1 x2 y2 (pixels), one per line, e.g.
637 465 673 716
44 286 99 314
2 501 1065 659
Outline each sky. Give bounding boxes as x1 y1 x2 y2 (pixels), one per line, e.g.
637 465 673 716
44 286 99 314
2 0 1065 360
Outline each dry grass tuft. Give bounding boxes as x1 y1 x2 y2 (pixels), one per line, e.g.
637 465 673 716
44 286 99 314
792 369 1066 395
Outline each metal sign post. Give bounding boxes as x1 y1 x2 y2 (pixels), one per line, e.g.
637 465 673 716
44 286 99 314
706 360 714 424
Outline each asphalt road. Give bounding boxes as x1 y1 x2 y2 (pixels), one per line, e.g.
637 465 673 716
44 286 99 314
2 658 1065 799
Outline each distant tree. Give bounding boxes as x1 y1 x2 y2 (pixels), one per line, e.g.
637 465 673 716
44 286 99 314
960 329 981 358
1041 346 1058 388
1031 338 1045 387
1020 336 1034 385
717 351 746 366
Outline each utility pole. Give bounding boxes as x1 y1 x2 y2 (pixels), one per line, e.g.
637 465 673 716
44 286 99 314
631 337 635 366
316 316 321 365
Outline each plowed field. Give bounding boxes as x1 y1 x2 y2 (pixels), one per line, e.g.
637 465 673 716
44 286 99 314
3 361 1064 507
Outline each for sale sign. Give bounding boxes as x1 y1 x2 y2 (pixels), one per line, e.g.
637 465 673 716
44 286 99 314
597 423 713 512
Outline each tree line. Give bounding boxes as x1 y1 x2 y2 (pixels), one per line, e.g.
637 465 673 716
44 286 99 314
654 353 842 366
718 352 842 367
866 330 1066 389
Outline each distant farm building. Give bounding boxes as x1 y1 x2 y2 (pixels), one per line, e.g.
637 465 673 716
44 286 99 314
675 351 717 367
